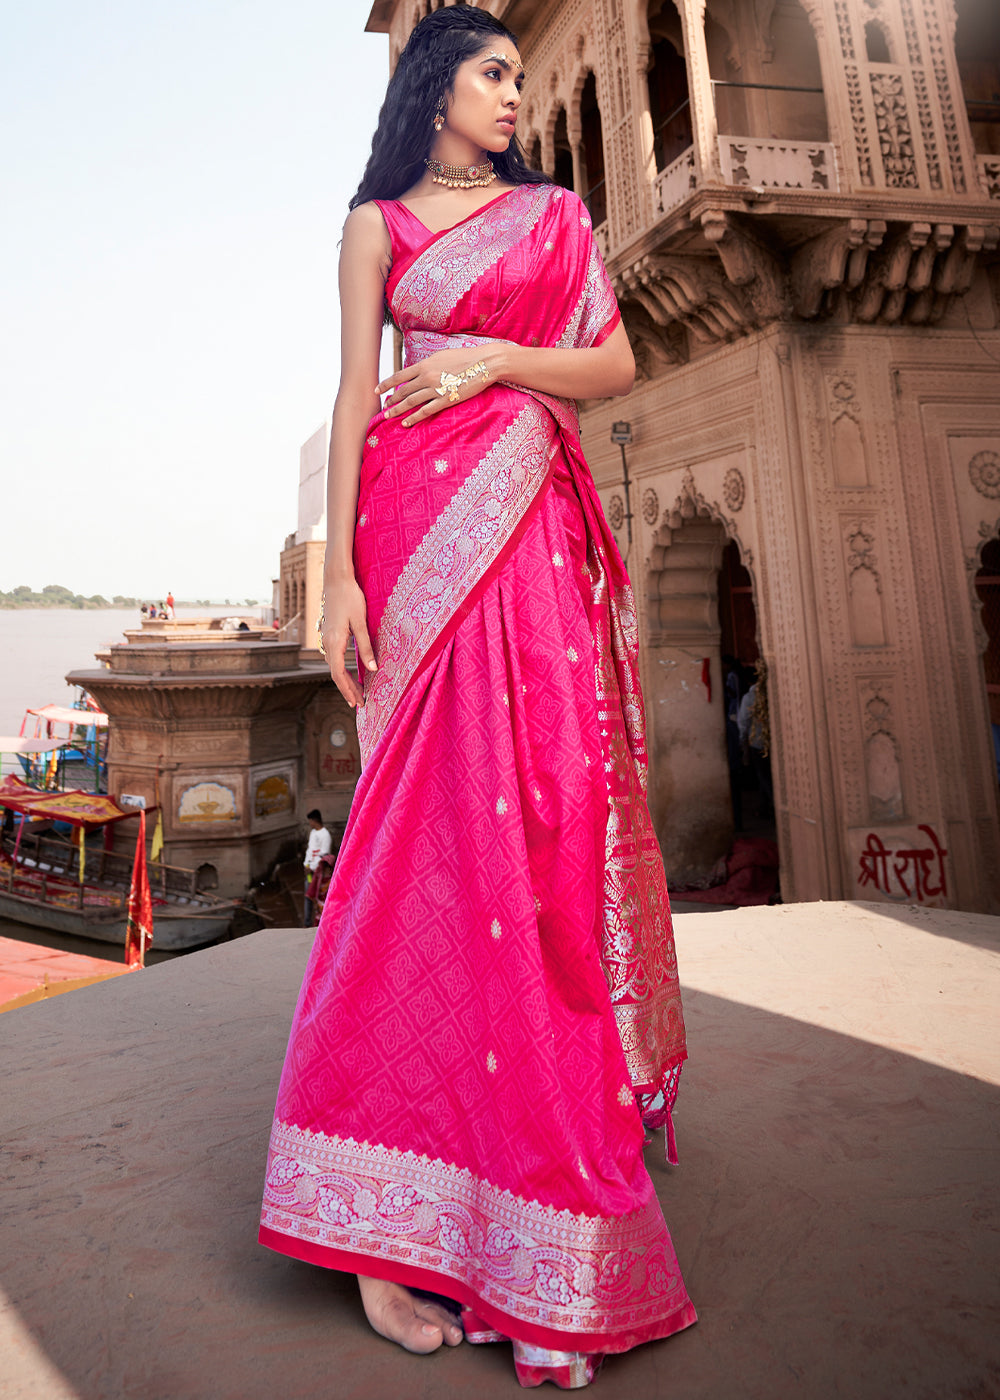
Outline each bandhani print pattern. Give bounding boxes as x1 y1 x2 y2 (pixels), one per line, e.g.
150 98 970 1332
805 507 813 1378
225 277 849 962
263 1122 692 1345
558 239 620 351
356 402 556 765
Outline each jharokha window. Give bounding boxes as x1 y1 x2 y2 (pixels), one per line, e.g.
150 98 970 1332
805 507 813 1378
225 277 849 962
646 0 692 174
580 71 606 227
955 0 1000 156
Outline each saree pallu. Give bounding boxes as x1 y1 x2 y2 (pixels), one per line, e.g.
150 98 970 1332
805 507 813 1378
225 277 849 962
260 184 696 1366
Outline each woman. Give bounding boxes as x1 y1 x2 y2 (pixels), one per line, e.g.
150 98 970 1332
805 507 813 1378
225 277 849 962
260 8 695 1388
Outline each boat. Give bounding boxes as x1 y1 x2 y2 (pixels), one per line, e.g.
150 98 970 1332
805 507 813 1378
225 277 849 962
17 698 109 790
0 734 72 791
0 777 237 952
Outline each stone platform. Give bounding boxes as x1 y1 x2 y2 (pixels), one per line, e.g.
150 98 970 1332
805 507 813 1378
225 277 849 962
1 901 997 1399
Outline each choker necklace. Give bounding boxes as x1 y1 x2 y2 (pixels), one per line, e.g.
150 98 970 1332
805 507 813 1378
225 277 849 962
424 157 496 189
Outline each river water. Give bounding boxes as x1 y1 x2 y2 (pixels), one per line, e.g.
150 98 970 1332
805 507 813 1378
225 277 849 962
0 607 259 963
0 606 253 736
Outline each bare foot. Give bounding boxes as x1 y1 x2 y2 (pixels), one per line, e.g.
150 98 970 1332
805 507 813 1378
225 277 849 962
358 1275 464 1354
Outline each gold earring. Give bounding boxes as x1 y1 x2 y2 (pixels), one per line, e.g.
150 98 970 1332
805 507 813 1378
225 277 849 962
433 97 445 132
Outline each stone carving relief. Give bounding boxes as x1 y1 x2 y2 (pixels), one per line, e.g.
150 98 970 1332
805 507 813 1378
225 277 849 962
846 520 887 647
911 68 942 190
701 210 788 325
860 681 904 821
660 468 752 567
969 451 1000 500
922 0 966 193
620 301 687 379
718 138 834 192
827 376 870 487
981 160 1000 201
834 0 856 60
846 66 873 184
898 0 922 66
641 487 659 525
619 254 754 346
608 493 625 529
870 70 918 188
790 218 886 319
722 468 745 512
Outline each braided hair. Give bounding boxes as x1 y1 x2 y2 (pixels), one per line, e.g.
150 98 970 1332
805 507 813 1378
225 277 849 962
350 7 548 208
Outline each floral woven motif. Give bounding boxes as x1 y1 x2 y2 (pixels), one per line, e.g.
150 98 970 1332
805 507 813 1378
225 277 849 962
263 1123 692 1346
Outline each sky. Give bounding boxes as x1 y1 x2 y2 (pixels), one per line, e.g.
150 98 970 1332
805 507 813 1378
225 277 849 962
2 0 391 602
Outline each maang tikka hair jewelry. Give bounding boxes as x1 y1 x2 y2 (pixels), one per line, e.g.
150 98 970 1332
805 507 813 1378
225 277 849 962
432 96 446 133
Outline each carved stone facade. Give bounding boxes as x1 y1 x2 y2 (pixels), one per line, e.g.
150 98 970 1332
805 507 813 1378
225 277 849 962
367 0 1000 911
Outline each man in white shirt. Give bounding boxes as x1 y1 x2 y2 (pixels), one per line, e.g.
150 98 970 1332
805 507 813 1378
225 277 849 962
303 810 333 927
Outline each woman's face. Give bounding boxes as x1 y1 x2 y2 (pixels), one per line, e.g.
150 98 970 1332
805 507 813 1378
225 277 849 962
442 42 524 155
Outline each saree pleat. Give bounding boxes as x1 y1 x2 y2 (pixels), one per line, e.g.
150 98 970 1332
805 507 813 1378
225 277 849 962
260 184 695 1361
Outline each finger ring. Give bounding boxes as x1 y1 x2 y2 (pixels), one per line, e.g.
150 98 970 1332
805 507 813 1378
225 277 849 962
437 370 463 403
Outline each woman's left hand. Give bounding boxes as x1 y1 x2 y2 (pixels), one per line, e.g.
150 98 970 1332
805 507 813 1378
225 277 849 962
377 347 504 428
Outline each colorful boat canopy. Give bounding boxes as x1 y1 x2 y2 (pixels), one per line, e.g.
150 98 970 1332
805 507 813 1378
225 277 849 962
25 704 108 729
0 737 72 754
0 776 143 829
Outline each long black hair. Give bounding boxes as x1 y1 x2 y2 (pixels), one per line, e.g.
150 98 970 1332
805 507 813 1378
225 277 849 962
349 8 548 209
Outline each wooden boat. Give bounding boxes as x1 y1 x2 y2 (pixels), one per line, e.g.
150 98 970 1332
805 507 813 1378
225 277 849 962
0 829 237 952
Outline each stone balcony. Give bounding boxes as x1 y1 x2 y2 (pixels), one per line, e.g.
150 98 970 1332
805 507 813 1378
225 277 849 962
2 901 997 1398
595 132 1000 362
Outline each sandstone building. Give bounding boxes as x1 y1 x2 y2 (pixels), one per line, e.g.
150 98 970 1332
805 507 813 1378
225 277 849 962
366 0 1000 912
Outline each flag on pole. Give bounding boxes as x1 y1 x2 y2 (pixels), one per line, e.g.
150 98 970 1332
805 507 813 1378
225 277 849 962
125 811 154 970
149 806 164 864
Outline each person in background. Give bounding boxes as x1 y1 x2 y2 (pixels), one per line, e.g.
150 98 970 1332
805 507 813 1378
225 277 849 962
302 810 332 927
165 592 175 618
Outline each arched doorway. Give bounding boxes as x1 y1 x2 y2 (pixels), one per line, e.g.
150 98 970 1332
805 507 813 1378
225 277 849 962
974 538 1000 785
579 71 606 226
552 107 574 191
645 513 732 885
718 540 775 841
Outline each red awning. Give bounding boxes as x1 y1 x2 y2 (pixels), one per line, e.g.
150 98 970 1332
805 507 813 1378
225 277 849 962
0 777 145 830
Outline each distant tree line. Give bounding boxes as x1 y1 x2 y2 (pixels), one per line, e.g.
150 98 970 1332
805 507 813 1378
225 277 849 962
0 584 259 609
0 583 137 609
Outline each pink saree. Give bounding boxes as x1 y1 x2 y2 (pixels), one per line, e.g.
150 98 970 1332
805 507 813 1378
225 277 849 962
260 183 696 1383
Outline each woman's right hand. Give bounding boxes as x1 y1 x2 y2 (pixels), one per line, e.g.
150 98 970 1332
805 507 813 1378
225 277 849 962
320 575 378 708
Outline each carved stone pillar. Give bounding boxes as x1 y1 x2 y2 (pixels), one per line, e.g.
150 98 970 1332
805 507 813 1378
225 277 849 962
568 123 584 196
676 0 722 183
541 132 555 179
633 38 658 212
